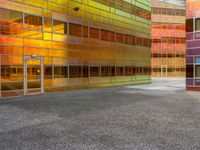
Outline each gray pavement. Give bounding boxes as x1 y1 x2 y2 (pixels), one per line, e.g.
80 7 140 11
0 78 200 150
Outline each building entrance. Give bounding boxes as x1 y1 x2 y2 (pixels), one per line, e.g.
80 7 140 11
24 56 44 95
161 65 168 77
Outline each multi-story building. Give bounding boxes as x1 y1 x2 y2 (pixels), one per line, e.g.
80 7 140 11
151 0 186 77
186 0 200 91
0 0 151 98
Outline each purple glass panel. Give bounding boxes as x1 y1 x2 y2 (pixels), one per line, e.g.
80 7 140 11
186 33 193 40
186 57 193 63
195 32 200 39
187 48 200 55
187 40 200 48
186 78 193 85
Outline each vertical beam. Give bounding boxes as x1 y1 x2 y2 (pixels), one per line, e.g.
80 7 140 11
41 57 44 94
23 56 27 95
0 55 1 98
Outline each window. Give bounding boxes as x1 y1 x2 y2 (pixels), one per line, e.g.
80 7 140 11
54 66 68 78
24 14 43 30
89 27 99 39
195 57 200 64
124 35 132 45
53 20 67 34
143 67 148 74
152 8 185 16
136 37 142 46
90 66 100 77
45 66 52 79
196 65 200 77
1 65 23 80
136 67 140 74
116 33 124 43
196 18 200 31
0 8 22 27
83 26 88 38
132 36 136 45
111 32 115 42
101 66 110 77
111 66 115 76
69 23 82 37
69 66 82 78
116 67 124 76
152 39 161 43
143 38 151 47
125 66 133 76
44 17 52 32
133 67 136 75
136 8 150 19
83 66 88 78
186 19 193 32
1 66 23 91
101 29 111 41
138 67 143 74
186 65 194 78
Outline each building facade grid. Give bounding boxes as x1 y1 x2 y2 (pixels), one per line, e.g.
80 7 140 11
151 0 186 77
0 0 151 97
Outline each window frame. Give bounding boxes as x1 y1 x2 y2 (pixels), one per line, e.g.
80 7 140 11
23 13 43 31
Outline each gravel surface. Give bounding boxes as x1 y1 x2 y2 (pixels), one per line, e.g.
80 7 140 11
0 78 200 150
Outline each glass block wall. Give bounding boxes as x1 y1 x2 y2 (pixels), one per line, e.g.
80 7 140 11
151 0 186 77
186 0 200 91
0 0 151 98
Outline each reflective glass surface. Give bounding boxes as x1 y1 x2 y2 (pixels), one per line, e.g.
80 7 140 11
0 0 151 97
151 0 186 77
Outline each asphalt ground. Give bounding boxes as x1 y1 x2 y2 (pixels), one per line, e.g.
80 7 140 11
0 78 200 150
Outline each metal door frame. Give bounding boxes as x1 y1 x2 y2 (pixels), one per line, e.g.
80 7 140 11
23 56 44 95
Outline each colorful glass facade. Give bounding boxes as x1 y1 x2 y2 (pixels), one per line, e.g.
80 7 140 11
186 0 200 91
0 0 151 98
151 0 186 77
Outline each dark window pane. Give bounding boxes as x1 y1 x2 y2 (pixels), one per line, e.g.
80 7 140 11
69 66 82 78
83 66 88 78
111 32 115 42
101 29 111 41
136 37 143 46
116 33 124 43
69 23 82 37
125 66 133 76
24 14 43 30
111 66 115 76
90 66 100 77
132 36 136 45
186 65 194 78
1 65 23 81
83 26 88 38
90 27 99 39
54 66 68 78
124 35 132 45
116 67 124 76
101 66 110 77
186 19 193 32
45 66 52 79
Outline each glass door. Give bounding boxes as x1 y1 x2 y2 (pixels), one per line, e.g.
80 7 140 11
161 65 168 77
24 56 44 95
